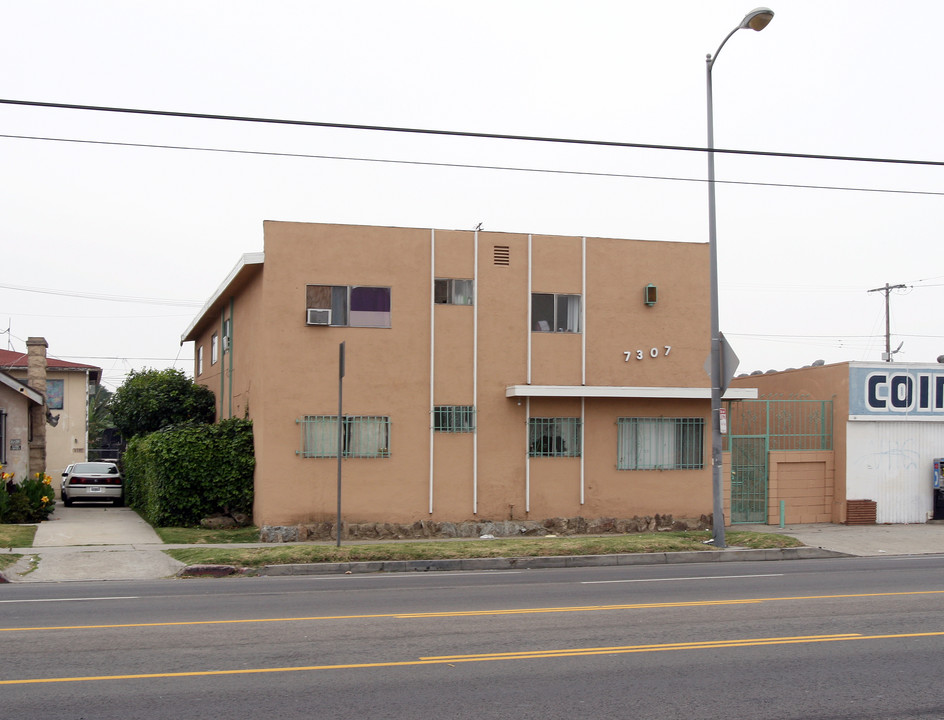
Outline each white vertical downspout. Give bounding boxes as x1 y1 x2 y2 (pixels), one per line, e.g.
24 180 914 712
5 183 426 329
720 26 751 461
525 396 531 514
527 234 533 385
581 237 587 385
581 237 587 505
473 229 479 515
580 397 586 505
526 234 533 514
429 229 435 515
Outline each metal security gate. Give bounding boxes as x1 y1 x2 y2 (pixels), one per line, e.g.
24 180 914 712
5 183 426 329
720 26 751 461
726 399 833 524
729 436 768 523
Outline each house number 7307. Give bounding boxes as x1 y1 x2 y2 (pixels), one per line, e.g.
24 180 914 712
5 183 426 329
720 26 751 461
624 346 672 361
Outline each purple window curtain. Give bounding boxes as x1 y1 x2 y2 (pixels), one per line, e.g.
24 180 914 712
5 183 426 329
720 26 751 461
350 287 390 312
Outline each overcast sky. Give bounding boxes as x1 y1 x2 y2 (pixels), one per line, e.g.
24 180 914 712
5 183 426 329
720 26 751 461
2 1 942 390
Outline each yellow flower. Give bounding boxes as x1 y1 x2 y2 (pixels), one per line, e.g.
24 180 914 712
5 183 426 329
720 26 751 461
43 476 52 485
41 496 49 504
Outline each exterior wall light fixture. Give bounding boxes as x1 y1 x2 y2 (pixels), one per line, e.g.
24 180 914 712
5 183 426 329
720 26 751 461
644 284 658 307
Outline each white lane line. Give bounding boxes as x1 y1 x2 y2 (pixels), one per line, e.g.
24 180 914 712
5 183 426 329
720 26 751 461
582 574 783 584
308 570 525 581
0 596 140 604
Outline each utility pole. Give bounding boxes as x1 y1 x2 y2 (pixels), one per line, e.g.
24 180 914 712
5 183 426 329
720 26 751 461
867 283 907 362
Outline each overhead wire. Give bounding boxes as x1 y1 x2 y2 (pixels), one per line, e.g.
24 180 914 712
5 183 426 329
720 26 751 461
0 282 202 306
3 97 944 166
2 132 943 198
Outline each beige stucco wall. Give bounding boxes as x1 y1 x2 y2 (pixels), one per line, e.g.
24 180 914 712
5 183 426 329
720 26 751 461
767 450 835 524
190 222 717 527
0 384 33 481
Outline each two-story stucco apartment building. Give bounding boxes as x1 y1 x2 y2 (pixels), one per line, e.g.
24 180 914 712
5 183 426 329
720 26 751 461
182 222 755 529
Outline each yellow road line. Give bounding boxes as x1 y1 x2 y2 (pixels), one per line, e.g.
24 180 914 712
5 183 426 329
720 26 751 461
422 634 862 659
393 599 760 617
3 631 944 686
2 589 943 633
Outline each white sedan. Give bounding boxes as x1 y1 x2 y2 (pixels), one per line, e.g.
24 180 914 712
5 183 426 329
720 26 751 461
61 462 124 507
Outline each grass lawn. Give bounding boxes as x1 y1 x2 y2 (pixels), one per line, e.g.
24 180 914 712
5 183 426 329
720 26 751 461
163 530 803 568
0 525 35 572
0 524 36 549
154 526 262 544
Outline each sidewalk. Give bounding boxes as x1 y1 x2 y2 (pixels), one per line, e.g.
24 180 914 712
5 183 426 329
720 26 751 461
741 521 944 557
3 503 944 583
2 504 185 583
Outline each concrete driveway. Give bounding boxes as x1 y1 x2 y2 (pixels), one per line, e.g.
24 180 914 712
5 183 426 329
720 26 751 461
4 502 185 582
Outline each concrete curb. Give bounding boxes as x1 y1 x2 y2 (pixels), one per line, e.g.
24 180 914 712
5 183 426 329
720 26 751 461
255 546 847 577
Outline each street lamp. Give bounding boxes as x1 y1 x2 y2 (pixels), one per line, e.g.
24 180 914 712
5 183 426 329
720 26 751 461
706 7 773 548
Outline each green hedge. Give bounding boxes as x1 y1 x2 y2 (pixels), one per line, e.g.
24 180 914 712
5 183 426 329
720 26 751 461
123 418 255 527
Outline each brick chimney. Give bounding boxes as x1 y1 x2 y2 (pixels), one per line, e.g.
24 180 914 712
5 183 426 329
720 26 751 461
26 336 48 475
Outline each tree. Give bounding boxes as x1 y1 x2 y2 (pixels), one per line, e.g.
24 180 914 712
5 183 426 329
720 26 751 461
111 368 216 439
87 384 114 449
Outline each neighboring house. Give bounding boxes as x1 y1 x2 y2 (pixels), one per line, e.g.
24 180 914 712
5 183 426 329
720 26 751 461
0 369 44 481
0 341 102 489
730 361 944 524
182 221 756 530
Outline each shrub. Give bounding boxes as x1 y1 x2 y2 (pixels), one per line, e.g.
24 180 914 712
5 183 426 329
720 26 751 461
123 418 254 527
1 470 56 523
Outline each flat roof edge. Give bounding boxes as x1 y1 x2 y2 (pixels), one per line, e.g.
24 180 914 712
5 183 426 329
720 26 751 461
505 385 758 400
181 252 264 343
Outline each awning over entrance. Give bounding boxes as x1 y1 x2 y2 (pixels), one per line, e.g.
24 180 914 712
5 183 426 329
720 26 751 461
505 385 758 400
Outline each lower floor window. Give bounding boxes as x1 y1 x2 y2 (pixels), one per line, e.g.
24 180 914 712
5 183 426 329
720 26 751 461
617 417 704 470
298 415 390 458
529 417 581 457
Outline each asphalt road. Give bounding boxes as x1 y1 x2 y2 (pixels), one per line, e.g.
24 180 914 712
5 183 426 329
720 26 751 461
3 555 944 719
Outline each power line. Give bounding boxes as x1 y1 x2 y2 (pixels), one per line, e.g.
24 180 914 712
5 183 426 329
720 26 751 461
3 97 944 167
61 355 192 362
3 132 944 199
0 282 202 306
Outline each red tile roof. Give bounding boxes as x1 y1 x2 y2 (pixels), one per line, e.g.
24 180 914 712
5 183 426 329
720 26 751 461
0 348 102 377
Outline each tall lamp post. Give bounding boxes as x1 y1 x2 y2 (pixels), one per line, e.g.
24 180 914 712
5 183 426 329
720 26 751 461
706 7 774 547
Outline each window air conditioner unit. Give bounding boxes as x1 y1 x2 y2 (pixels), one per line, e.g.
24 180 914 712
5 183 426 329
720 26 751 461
307 308 332 326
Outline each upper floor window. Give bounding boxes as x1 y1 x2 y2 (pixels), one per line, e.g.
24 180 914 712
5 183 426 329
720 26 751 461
434 279 473 305
197 346 204 376
306 285 391 328
617 417 704 470
211 333 219 364
46 378 64 410
433 405 475 432
532 293 580 333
